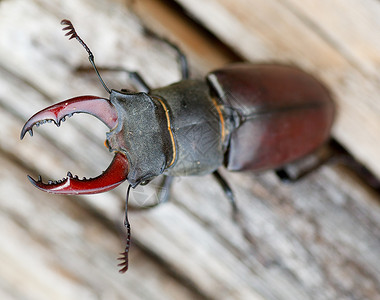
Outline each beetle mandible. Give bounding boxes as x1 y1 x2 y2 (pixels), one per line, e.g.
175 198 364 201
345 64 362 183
21 20 335 272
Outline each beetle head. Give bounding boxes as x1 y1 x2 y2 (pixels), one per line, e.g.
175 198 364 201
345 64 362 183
20 88 173 194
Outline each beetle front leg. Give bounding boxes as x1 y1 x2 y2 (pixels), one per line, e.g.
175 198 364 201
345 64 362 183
76 66 151 92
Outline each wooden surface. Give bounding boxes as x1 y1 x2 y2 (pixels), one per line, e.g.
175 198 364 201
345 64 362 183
0 0 380 299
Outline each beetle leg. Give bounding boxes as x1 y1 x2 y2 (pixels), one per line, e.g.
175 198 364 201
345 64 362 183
21 96 130 194
274 169 293 182
212 170 239 221
76 66 151 92
276 139 380 193
275 142 337 183
143 27 189 79
275 162 331 183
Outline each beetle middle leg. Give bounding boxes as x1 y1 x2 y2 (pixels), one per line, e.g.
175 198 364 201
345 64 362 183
212 170 239 221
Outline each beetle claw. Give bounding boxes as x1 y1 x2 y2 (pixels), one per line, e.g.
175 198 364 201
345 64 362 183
21 95 128 194
20 95 118 139
27 152 128 194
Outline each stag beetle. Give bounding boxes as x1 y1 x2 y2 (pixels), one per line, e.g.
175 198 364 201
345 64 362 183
21 20 335 272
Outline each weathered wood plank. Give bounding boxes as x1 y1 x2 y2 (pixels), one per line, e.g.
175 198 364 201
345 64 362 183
1 0 380 299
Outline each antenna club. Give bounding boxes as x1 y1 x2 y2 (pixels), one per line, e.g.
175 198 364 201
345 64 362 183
60 19 111 94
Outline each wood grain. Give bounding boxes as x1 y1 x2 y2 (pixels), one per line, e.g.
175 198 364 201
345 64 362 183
0 0 379 299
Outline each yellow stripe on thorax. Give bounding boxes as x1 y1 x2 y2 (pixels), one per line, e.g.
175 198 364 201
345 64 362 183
153 96 176 167
211 97 225 142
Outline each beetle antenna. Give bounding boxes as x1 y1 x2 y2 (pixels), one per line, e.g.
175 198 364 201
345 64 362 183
61 19 111 94
118 184 132 273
